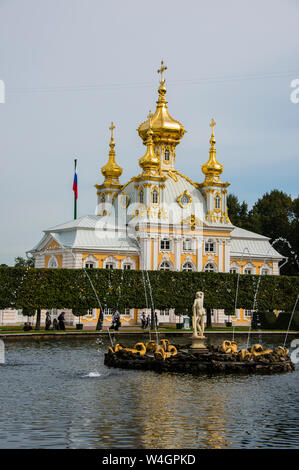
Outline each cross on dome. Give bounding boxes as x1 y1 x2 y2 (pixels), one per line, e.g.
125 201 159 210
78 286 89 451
157 60 167 84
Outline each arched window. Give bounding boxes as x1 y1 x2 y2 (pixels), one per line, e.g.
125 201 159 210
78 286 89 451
164 149 170 161
204 262 216 272
101 194 105 203
48 256 58 268
152 189 158 204
159 261 171 271
139 188 144 204
215 194 221 209
182 262 193 272
123 264 131 270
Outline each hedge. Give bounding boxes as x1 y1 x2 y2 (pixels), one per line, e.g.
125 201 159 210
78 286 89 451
0 267 298 315
251 310 299 330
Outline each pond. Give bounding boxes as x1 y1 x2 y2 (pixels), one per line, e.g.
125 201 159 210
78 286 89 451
0 334 298 449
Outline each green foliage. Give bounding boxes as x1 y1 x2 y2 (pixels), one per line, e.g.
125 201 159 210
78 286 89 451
227 190 299 275
14 256 35 268
0 267 298 315
252 310 299 330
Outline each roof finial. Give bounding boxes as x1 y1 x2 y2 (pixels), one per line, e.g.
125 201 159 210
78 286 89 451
210 118 216 136
109 121 115 140
157 60 167 84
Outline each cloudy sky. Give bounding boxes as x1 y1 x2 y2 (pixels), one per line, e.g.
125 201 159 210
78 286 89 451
0 0 298 265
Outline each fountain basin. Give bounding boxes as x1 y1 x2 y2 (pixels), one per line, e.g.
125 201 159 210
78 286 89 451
104 344 295 375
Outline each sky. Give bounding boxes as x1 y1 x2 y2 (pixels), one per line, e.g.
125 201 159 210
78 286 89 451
0 0 298 265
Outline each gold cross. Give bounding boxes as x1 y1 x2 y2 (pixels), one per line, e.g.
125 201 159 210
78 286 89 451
157 60 167 83
210 118 216 134
109 121 115 138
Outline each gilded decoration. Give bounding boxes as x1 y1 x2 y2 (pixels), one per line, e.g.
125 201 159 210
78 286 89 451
177 190 192 208
101 122 123 186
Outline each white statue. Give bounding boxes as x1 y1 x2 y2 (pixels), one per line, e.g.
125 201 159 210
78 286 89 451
192 291 206 338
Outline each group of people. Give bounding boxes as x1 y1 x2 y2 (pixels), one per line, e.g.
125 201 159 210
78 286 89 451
45 311 66 331
140 312 158 330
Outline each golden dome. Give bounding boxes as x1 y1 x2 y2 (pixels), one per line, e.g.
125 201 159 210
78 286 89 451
202 119 223 184
139 112 160 173
101 122 123 184
138 61 186 145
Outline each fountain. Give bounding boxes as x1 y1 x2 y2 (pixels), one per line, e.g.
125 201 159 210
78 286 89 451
104 289 295 376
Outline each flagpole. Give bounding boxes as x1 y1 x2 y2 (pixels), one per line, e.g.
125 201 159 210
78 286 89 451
74 159 77 220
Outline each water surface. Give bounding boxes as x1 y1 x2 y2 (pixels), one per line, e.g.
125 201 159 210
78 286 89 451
0 335 298 449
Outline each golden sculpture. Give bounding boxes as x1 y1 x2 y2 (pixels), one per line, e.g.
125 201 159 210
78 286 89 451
109 339 177 361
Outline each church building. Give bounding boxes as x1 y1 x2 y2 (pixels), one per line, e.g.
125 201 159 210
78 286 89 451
25 62 283 327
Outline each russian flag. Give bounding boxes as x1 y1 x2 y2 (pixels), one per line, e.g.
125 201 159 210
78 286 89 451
73 160 78 199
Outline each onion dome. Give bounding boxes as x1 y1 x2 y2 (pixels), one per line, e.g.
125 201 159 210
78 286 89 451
138 61 186 146
139 111 160 173
101 122 123 184
201 119 223 184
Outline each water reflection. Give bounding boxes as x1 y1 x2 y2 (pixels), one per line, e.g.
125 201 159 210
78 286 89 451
0 335 298 449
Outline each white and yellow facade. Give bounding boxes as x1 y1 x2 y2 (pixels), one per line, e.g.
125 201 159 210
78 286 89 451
26 62 283 327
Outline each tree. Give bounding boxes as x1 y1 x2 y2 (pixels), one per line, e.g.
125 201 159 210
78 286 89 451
227 194 250 229
248 190 298 275
14 256 34 268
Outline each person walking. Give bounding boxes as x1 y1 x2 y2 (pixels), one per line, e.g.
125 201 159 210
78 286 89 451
58 312 65 331
45 311 51 331
140 312 146 329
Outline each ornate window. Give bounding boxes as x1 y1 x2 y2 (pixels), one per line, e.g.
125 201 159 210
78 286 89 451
204 262 217 273
152 188 158 204
48 256 58 268
230 262 240 274
84 255 98 269
261 269 269 275
164 149 170 161
182 262 194 272
215 194 221 210
121 257 136 270
139 188 144 204
101 194 105 203
104 256 117 269
183 238 192 251
205 239 216 253
244 268 252 274
244 310 252 317
159 261 171 271
85 262 94 268
160 239 171 251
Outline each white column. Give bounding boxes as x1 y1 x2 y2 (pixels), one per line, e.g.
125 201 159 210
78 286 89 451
153 238 158 270
197 237 203 272
145 237 151 270
224 240 230 272
174 238 181 271
218 239 223 272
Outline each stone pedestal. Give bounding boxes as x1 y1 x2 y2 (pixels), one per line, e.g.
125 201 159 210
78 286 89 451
190 334 208 353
